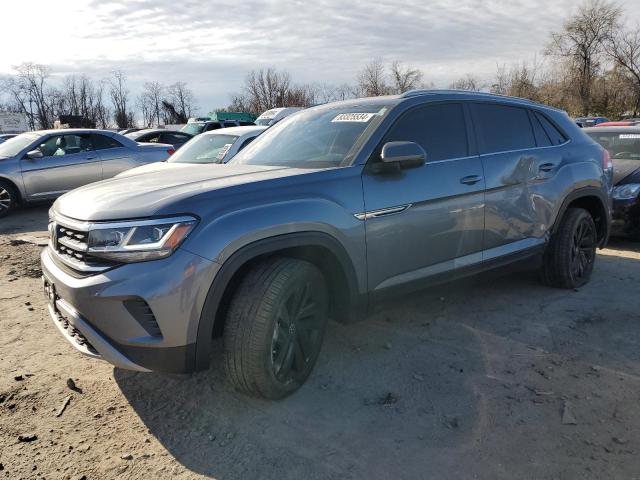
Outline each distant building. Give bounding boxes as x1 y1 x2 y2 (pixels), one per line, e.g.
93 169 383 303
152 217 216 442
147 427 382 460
0 112 29 133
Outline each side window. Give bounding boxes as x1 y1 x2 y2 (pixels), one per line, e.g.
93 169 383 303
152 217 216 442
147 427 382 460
91 134 123 150
205 123 221 132
529 111 552 147
382 103 468 162
474 104 536 154
145 134 161 143
37 135 91 156
534 112 567 145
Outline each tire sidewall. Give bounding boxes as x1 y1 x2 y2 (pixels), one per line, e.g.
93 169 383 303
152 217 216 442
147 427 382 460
0 181 17 218
560 209 597 288
259 262 329 398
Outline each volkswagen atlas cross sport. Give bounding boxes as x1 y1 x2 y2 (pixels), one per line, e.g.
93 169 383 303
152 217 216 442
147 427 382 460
41 91 611 399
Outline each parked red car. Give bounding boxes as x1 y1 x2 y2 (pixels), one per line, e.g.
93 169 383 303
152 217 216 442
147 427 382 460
596 121 640 127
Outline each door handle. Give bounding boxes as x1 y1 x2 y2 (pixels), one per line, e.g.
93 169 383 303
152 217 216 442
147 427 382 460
538 162 555 172
460 175 483 185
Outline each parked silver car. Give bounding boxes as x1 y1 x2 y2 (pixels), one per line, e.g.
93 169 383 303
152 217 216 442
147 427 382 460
0 129 174 217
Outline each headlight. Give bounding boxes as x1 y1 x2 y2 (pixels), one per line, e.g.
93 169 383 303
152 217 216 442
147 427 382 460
87 216 197 263
612 183 640 200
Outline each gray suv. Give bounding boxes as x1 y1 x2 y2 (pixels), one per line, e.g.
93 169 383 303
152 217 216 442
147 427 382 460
41 91 611 399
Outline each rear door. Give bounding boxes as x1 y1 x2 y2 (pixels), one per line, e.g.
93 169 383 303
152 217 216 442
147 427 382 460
470 103 564 257
361 102 486 292
92 133 135 179
20 133 101 199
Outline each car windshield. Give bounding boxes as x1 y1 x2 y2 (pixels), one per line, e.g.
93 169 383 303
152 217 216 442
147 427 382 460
181 123 205 135
0 132 39 158
229 103 393 168
168 134 239 164
587 132 640 160
254 118 272 126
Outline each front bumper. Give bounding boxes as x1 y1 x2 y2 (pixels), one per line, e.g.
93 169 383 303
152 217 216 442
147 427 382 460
41 246 219 373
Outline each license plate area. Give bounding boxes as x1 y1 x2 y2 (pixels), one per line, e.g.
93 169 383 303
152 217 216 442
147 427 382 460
42 275 58 310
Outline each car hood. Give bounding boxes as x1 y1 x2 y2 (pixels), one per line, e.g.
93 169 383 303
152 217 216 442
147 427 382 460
53 163 313 221
613 159 640 185
115 161 189 177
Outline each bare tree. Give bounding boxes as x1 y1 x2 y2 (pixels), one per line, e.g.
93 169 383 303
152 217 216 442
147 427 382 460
389 61 424 94
357 59 389 97
55 75 110 127
136 81 164 127
607 28 640 115
230 68 315 114
546 0 621 115
450 74 484 91
3 63 54 129
166 81 196 120
109 70 133 128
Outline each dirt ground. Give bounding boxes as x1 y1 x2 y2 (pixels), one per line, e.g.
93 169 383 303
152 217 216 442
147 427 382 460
1 204 640 480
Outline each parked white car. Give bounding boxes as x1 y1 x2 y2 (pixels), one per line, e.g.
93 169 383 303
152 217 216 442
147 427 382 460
255 107 303 127
115 126 267 178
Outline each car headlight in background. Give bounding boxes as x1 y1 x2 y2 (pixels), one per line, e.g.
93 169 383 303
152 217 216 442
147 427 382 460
611 183 640 200
87 216 197 263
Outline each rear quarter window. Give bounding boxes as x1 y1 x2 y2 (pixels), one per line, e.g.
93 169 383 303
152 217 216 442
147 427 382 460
534 112 567 145
91 134 124 150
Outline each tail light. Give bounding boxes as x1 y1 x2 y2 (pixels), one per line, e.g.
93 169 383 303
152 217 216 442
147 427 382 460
167 148 176 156
602 148 612 171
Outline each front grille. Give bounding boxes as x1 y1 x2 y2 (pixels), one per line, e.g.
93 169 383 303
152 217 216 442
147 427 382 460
51 221 118 275
123 299 162 337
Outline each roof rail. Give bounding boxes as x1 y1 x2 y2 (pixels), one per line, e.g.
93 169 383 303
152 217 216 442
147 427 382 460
400 89 540 105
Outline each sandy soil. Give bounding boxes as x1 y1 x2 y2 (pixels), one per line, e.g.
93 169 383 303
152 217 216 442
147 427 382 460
1 204 640 479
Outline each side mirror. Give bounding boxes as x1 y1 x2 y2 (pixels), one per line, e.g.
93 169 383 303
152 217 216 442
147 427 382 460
26 149 43 160
380 141 426 169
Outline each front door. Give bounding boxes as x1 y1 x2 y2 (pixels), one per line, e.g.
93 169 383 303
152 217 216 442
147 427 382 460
21 133 102 200
361 102 486 293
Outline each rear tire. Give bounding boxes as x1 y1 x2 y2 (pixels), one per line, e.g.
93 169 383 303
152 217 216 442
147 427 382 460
0 180 18 218
223 257 329 399
541 207 597 289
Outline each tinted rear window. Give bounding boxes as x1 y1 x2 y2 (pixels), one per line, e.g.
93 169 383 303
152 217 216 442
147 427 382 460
474 104 535 154
383 103 468 162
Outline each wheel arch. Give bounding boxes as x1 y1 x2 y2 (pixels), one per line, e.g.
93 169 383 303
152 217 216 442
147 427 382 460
194 231 364 371
0 175 23 204
552 187 610 247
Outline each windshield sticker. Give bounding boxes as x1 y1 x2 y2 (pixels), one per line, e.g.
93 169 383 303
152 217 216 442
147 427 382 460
216 143 232 160
619 134 640 139
332 113 375 123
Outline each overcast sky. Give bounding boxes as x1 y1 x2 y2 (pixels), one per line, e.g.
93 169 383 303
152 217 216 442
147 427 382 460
2 0 639 113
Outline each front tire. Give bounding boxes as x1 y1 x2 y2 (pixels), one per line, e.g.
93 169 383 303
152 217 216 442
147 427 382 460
541 207 597 289
223 258 329 399
0 180 18 218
